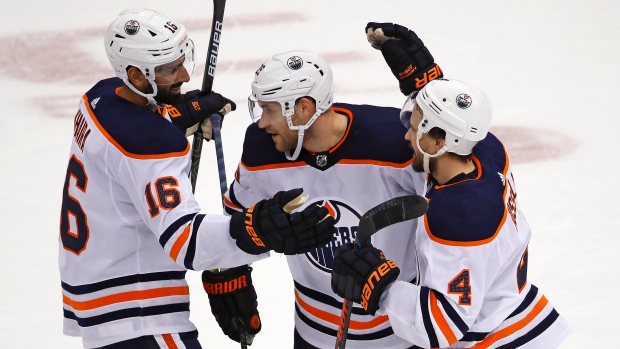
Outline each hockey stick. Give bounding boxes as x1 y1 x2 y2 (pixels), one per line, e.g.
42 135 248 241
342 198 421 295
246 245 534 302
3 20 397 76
190 1 250 348
190 0 227 199
334 194 428 349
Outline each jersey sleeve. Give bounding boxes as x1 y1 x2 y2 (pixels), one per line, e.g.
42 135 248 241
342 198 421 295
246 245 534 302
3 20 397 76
223 161 269 215
378 244 490 347
111 137 267 271
377 201 504 347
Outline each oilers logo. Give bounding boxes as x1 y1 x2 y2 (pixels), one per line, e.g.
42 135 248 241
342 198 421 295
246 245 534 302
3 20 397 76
305 199 361 273
124 20 140 35
287 56 303 70
456 93 472 109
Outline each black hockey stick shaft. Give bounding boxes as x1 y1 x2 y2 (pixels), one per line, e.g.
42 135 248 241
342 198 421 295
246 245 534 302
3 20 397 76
334 194 428 349
190 0 226 194
211 114 228 199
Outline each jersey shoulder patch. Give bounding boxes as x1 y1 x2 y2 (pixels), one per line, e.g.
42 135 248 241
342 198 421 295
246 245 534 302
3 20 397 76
333 103 412 164
84 78 189 158
425 135 509 245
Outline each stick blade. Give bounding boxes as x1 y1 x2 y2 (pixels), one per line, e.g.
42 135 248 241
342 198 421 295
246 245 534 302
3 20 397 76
357 194 428 244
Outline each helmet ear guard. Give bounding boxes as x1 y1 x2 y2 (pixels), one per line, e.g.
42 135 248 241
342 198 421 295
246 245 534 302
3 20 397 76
104 8 195 105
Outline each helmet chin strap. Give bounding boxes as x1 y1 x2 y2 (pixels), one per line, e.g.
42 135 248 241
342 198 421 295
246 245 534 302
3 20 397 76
124 77 160 106
285 128 305 160
284 108 324 161
416 131 448 173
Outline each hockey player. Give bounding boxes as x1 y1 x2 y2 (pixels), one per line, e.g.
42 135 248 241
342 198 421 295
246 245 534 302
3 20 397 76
222 38 442 347
58 9 336 349
330 22 572 349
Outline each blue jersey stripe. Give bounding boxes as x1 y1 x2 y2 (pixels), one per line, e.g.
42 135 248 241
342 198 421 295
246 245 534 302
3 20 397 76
184 214 205 270
61 271 186 295
507 285 538 319
63 302 189 327
159 213 197 247
294 281 368 316
497 309 559 348
420 286 440 347
433 290 469 335
294 304 395 341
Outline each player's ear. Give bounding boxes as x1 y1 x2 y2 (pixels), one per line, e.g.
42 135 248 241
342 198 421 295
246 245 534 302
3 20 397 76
298 97 315 119
126 66 148 88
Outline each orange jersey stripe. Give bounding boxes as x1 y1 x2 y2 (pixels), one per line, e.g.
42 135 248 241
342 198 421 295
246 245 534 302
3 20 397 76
430 290 458 344
329 107 354 153
471 296 549 349
424 155 510 247
223 196 242 210
63 286 190 311
241 160 307 171
170 224 191 261
338 158 413 168
294 290 389 330
162 334 179 349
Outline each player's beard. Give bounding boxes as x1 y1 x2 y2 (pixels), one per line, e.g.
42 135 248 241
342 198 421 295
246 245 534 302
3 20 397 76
154 82 184 105
272 128 299 153
411 153 435 173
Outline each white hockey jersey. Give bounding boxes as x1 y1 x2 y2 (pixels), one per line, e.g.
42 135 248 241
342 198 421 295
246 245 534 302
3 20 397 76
378 133 571 348
58 78 267 348
224 103 425 349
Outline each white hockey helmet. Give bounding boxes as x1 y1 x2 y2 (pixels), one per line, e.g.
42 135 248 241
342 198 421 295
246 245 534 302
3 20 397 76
415 78 492 155
400 78 492 172
248 50 334 160
104 8 195 105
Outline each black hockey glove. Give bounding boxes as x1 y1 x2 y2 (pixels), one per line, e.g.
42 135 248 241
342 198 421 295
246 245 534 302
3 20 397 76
331 242 400 316
229 188 336 255
366 22 443 95
169 90 236 140
202 265 261 345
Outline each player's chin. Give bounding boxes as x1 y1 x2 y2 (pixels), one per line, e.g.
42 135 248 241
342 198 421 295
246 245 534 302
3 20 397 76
156 91 182 105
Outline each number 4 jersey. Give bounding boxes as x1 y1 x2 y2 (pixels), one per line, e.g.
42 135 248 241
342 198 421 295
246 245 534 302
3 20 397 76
59 78 266 348
377 133 571 348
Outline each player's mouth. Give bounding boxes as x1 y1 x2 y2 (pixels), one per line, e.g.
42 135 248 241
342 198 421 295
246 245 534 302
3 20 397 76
170 83 183 94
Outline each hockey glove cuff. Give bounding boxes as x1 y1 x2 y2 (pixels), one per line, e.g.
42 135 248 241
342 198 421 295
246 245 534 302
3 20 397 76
202 265 261 344
229 188 337 255
331 243 400 316
366 22 443 95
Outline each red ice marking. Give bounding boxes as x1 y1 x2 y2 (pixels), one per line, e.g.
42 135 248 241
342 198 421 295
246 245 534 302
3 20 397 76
0 12 309 83
490 126 579 164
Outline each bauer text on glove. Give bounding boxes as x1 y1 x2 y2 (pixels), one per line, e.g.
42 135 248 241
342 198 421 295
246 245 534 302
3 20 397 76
331 243 400 316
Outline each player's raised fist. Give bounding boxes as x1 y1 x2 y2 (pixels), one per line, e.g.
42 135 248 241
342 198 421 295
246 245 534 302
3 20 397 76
365 22 443 95
229 188 336 255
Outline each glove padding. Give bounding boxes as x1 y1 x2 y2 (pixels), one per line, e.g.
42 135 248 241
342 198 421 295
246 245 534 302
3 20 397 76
169 90 236 140
229 188 336 255
366 22 443 95
331 242 400 316
202 265 261 345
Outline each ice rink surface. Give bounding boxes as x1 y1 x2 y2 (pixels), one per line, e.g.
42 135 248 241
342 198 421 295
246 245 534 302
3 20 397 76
1 0 618 347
